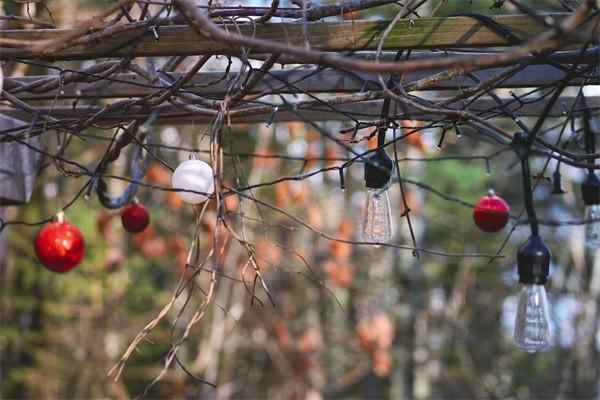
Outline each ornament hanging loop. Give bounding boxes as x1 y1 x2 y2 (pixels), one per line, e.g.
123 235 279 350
95 123 153 209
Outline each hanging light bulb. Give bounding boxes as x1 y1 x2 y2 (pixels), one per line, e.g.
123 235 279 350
581 172 600 250
514 283 551 352
171 153 214 204
513 235 552 353
362 148 393 246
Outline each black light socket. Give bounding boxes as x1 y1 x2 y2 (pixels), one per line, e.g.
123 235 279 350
581 172 600 205
364 149 393 189
551 170 566 195
517 235 551 285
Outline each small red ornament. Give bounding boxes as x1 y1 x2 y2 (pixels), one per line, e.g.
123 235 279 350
473 191 510 233
34 214 85 273
121 203 150 233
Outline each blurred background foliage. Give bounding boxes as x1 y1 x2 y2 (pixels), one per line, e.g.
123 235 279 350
1 0 599 399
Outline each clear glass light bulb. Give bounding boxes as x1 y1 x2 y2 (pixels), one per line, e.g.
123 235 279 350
513 284 551 353
362 188 393 246
584 204 600 250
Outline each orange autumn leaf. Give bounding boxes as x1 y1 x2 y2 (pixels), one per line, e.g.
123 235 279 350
371 313 395 349
237 257 255 283
289 181 309 204
275 181 291 207
132 224 155 250
201 211 218 234
224 193 240 213
288 248 309 265
304 148 319 170
324 260 354 288
252 149 281 169
254 238 283 270
167 191 184 209
356 312 395 353
405 132 426 152
372 349 393 377
146 163 172 186
306 129 320 144
297 327 324 353
356 320 378 353
306 204 323 230
140 236 168 259
367 132 378 150
399 189 421 216
324 147 342 168
288 121 305 138
337 218 354 240
329 240 352 261
167 234 188 253
401 120 426 152
271 320 293 351
401 120 423 135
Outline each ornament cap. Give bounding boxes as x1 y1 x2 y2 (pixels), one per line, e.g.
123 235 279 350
364 149 393 189
517 235 551 285
581 172 600 205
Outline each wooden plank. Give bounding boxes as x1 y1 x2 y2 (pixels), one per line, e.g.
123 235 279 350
1 13 595 60
5 63 597 100
0 115 42 205
1 96 596 126
248 47 600 64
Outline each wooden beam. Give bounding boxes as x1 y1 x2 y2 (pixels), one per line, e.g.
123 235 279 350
7 65 598 101
4 63 596 100
1 13 596 60
1 96 596 126
248 47 600 64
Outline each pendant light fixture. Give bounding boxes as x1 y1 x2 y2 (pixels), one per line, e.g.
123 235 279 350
581 105 600 250
362 135 394 246
512 132 552 352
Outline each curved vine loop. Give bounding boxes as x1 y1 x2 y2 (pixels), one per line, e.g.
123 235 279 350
94 122 153 209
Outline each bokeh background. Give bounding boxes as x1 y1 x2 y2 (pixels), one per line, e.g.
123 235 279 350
1 0 599 399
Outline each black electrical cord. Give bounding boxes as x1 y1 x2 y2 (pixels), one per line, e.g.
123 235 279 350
376 50 405 148
582 95 596 172
513 132 540 237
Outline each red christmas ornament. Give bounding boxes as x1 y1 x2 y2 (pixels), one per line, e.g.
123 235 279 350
473 191 510 233
121 203 150 233
34 215 85 273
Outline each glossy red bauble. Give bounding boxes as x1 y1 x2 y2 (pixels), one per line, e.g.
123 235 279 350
34 221 85 272
473 192 510 233
121 203 150 233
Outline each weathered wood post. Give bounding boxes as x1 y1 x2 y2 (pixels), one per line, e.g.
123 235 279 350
0 115 43 260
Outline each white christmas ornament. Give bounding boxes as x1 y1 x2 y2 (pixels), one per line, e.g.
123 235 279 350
171 155 215 204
